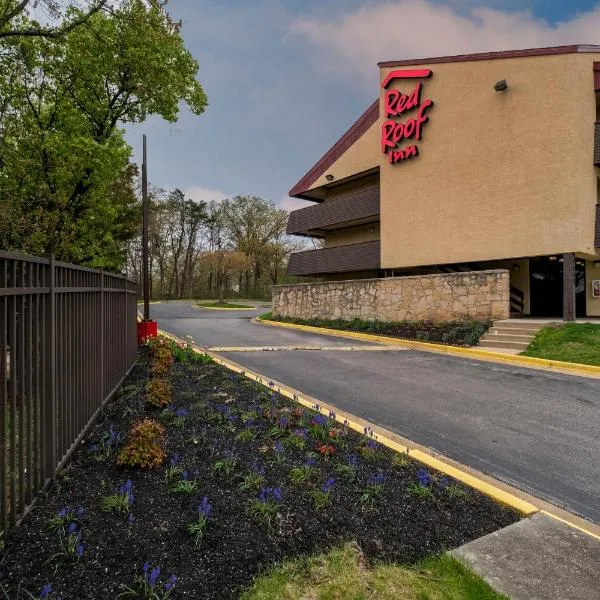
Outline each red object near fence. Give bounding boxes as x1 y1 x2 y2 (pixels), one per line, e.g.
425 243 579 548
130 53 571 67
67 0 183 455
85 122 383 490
137 320 157 345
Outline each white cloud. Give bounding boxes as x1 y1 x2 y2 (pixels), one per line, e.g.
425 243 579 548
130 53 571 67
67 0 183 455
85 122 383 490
278 196 313 212
185 186 229 203
289 0 600 85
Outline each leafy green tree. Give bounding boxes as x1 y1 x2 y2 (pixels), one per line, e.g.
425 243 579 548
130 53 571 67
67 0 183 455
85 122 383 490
220 196 288 296
0 0 207 270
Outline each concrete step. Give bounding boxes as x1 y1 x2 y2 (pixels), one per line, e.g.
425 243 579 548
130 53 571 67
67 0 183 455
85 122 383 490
492 319 548 330
478 339 530 350
481 332 534 343
488 326 539 336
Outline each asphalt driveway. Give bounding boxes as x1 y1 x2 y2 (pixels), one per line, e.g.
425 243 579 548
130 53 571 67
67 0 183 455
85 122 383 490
149 301 600 523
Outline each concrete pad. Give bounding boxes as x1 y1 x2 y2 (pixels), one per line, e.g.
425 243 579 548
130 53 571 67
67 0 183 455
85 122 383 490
452 513 600 600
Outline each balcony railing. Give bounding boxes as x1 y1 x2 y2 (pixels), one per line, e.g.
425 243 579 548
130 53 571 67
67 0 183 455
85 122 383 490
596 204 600 248
287 240 381 276
287 186 380 236
594 122 600 167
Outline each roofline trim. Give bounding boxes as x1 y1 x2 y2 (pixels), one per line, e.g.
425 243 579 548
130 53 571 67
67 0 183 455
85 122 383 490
288 99 379 198
378 44 600 68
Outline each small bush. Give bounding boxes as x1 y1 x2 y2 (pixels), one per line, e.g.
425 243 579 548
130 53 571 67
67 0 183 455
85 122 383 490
150 347 174 376
117 418 166 469
146 378 172 408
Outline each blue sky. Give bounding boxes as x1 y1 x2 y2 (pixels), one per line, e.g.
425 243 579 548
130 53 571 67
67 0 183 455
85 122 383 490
125 0 600 210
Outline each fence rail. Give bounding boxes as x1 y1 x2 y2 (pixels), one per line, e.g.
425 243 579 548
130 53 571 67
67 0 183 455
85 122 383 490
0 251 138 534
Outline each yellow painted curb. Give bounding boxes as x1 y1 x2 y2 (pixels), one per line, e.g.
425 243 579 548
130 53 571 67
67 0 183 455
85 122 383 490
157 327 600 539
540 510 600 541
196 305 256 311
157 328 536 517
258 318 600 378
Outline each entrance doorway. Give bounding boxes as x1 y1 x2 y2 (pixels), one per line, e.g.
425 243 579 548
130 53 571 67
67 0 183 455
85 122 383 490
529 257 586 317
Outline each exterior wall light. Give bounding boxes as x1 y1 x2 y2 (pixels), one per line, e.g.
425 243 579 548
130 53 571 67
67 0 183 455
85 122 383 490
325 174 334 181
494 79 508 92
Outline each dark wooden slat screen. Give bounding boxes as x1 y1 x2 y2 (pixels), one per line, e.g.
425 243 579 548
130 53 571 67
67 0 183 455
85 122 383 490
287 240 380 276
287 186 380 236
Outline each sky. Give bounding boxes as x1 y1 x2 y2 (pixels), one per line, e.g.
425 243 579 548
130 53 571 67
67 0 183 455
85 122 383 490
125 0 600 211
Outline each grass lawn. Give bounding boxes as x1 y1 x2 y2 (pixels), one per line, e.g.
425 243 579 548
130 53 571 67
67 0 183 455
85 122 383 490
259 313 489 347
521 323 600 366
196 300 256 309
243 542 506 600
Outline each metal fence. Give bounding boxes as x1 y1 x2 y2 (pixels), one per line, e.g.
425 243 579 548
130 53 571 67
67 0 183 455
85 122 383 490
0 251 138 534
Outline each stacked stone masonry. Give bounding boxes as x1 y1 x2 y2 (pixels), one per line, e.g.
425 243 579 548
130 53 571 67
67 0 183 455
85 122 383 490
272 270 510 323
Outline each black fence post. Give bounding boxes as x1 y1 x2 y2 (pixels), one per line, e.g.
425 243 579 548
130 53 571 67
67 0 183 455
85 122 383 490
43 254 56 481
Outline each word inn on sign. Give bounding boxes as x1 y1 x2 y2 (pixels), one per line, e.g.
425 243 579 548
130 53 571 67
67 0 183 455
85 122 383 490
381 69 433 165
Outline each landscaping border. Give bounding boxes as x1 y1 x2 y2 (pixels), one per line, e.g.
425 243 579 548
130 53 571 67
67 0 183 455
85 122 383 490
158 328 600 542
257 317 600 378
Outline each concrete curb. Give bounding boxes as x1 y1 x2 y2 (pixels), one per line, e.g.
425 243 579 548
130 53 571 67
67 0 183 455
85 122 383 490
197 305 256 311
257 318 600 378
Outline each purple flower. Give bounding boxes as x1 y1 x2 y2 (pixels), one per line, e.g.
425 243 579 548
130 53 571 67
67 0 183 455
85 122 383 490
417 469 432 487
165 574 177 591
67 522 77 535
368 471 386 486
148 566 160 589
175 408 189 418
57 508 68 519
76 544 84 557
119 479 133 495
259 487 282 503
366 439 378 450
273 441 284 453
76 506 86 517
279 416 289 429
438 476 450 490
347 454 358 467
312 414 328 426
252 462 265 476
322 477 335 493
292 428 307 438
128 514 136 524
182 471 188 481
39 584 53 598
169 453 180 467
198 497 212 519
305 457 316 467
143 562 149 574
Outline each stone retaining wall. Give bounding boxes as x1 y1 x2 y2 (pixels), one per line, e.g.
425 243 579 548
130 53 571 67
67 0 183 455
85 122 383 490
272 270 509 323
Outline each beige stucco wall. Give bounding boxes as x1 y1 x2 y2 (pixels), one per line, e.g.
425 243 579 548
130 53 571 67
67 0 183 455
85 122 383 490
325 223 380 248
308 120 380 191
273 270 509 323
586 260 600 316
379 53 600 268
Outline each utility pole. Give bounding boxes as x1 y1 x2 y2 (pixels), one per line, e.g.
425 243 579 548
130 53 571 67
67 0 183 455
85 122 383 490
142 134 150 321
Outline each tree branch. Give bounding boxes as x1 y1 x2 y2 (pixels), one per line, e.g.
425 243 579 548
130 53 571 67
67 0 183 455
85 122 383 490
0 0 109 39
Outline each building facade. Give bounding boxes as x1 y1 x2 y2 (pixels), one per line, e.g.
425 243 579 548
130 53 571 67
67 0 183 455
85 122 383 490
286 45 600 319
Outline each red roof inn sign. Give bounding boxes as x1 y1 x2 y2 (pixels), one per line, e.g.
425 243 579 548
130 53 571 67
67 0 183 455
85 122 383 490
381 69 433 165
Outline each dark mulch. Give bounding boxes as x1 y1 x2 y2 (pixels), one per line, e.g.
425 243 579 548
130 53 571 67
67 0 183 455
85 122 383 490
265 315 490 346
0 348 519 599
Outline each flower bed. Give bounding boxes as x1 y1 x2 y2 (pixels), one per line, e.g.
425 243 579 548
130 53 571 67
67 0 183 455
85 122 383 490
0 339 519 599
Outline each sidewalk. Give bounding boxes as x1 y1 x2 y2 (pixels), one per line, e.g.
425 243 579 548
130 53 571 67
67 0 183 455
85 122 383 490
453 513 600 600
